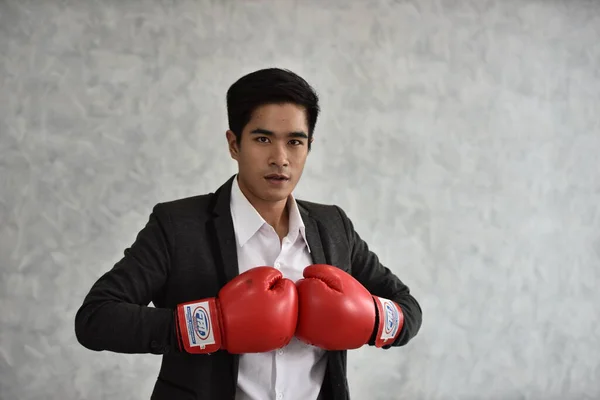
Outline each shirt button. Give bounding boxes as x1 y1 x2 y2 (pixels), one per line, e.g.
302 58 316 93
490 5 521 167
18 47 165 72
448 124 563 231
275 261 281 268
278 349 284 355
277 393 283 400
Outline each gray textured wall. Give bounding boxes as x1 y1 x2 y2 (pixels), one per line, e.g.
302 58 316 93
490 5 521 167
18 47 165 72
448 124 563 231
1 0 600 399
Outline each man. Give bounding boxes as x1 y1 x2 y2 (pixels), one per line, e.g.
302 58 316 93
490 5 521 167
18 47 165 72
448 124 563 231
75 68 423 400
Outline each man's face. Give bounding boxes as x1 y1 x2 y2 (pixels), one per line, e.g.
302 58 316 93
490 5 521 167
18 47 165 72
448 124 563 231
227 102 312 206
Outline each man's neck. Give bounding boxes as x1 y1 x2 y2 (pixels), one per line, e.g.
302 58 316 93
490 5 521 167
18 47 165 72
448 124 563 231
236 177 290 241
255 201 290 241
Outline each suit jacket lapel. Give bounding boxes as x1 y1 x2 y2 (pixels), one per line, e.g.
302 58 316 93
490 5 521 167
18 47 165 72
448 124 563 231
299 204 327 265
208 174 239 285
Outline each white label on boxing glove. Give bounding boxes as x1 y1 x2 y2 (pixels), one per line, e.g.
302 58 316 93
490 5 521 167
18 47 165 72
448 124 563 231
376 297 400 341
182 301 216 349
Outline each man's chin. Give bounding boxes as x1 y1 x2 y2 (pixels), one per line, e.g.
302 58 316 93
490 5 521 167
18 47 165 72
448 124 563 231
262 192 291 203
259 186 292 202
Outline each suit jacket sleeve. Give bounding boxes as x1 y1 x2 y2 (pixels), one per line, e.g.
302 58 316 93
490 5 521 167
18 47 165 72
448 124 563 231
335 205 423 348
74 203 179 355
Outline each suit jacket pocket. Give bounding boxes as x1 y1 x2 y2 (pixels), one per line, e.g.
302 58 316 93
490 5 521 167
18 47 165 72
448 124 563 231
151 377 196 400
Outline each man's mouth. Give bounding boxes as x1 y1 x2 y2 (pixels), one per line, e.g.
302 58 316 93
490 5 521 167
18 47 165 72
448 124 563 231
265 174 290 181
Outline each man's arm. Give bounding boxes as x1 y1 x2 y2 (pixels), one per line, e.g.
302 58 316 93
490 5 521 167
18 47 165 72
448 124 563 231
335 205 423 348
74 203 179 355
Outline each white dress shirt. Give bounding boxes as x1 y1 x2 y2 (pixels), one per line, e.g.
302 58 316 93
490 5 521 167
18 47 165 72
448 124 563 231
230 176 328 400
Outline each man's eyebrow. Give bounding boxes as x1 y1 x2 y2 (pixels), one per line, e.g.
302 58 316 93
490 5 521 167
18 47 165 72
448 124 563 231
250 128 308 138
250 128 274 135
289 131 309 139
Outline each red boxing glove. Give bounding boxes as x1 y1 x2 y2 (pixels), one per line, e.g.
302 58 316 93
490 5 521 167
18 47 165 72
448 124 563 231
175 266 298 354
295 264 404 350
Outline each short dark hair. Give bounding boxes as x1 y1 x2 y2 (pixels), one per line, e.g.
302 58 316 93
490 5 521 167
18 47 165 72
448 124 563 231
226 68 320 150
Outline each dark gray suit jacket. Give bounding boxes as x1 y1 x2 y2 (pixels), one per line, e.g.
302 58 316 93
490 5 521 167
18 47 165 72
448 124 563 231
75 175 422 399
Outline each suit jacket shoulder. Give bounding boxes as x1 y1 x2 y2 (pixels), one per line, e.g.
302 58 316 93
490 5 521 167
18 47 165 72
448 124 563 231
296 199 348 236
156 193 214 218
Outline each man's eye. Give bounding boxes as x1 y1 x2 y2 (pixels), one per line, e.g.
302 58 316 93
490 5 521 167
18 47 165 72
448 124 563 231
256 137 269 143
289 140 303 146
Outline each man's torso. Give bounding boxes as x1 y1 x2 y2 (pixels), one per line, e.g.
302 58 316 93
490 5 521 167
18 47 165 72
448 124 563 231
229 176 328 400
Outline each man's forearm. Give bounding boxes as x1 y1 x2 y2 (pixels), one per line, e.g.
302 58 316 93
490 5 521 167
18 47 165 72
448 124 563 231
75 299 177 355
387 291 422 347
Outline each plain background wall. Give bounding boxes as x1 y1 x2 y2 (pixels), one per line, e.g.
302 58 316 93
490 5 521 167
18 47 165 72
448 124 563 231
1 0 599 399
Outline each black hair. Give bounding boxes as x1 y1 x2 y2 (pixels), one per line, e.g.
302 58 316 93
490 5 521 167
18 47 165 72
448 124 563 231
226 68 320 150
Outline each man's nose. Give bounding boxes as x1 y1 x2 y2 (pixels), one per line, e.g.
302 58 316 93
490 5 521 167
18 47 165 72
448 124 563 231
269 143 289 167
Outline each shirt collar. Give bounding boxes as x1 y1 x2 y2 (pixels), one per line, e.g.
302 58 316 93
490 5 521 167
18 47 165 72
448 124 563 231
287 193 310 252
229 175 310 252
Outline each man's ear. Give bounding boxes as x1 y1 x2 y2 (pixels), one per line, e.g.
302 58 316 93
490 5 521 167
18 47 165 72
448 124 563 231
226 130 240 160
